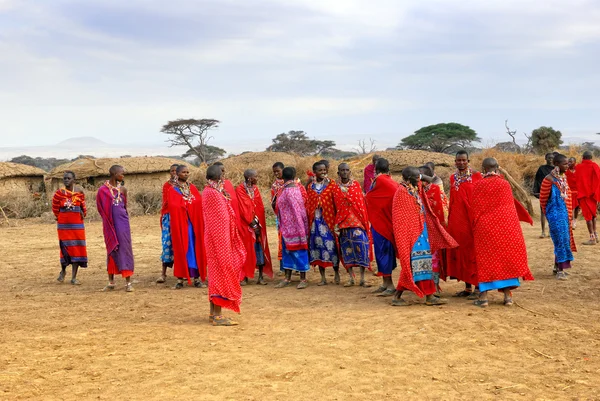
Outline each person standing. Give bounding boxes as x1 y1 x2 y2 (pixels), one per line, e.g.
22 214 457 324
168 165 207 289
96 165 135 292
363 154 379 193
274 167 311 289
236 169 273 285
271 162 286 274
575 151 600 245
52 171 87 285
202 165 246 326
306 161 340 285
540 154 576 280
446 150 483 299
533 153 555 238
365 158 399 297
333 163 373 287
390 167 457 307
565 157 579 229
470 158 534 307
157 163 179 283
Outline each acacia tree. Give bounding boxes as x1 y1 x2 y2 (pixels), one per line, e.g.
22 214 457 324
531 126 563 154
398 122 481 153
183 145 226 165
266 131 336 156
161 118 220 163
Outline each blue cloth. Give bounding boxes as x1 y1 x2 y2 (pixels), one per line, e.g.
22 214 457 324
160 213 174 264
411 220 433 283
546 182 574 264
479 278 521 292
371 227 396 275
309 207 339 266
339 227 370 268
185 218 199 278
282 239 310 272
254 242 265 266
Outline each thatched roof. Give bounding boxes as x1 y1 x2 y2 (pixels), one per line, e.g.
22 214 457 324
0 162 46 179
344 150 455 173
47 156 190 179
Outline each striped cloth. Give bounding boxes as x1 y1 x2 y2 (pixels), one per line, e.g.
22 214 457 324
52 189 88 267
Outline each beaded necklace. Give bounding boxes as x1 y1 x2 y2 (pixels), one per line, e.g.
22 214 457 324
336 178 353 193
104 181 122 205
401 181 423 211
207 179 230 200
453 167 473 192
62 188 83 209
175 180 195 204
482 171 500 178
244 181 256 199
550 167 569 198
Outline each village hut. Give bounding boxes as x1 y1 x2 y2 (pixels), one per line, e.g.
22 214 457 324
45 156 193 195
0 162 46 197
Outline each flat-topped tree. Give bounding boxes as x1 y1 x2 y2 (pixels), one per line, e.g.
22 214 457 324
161 118 221 164
398 123 481 154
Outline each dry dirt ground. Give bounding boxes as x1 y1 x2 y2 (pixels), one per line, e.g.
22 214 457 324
1 202 600 401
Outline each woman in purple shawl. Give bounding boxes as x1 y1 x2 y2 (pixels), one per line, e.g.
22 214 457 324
97 165 135 292
274 167 310 289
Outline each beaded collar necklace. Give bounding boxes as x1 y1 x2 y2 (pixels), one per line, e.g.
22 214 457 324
551 167 569 198
104 181 122 205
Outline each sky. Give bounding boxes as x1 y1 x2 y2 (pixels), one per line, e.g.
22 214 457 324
1 0 599 156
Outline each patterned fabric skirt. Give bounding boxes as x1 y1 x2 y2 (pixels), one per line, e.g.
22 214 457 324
309 208 339 267
547 186 574 264
339 227 370 269
160 213 174 266
282 239 310 272
411 222 433 283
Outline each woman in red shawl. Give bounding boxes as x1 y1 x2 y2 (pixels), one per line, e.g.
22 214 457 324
157 163 179 284
167 165 207 289
565 157 579 229
391 167 458 307
470 158 534 308
236 169 273 285
52 171 87 285
365 158 399 297
575 151 600 245
446 150 482 299
362 154 379 193
202 165 246 326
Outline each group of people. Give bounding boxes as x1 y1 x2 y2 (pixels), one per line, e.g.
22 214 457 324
50 150 599 325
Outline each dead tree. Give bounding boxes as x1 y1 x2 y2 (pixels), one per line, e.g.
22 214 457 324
505 120 533 154
354 138 377 154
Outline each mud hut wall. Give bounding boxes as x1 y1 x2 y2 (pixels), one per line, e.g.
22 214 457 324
0 177 45 197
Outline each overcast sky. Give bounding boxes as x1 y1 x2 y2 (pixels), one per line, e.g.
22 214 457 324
1 0 599 154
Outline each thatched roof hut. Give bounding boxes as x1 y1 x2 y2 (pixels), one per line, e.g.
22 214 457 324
46 156 193 195
0 162 46 196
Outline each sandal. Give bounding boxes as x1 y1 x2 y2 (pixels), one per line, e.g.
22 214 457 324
296 280 308 290
57 270 66 283
193 279 206 288
274 279 291 288
70 279 81 286
102 282 116 291
173 281 184 290
317 280 328 286
256 278 268 285
504 297 514 306
466 290 481 300
334 272 340 285
372 286 387 294
426 297 448 306
556 271 568 281
453 290 473 298
344 279 355 287
376 288 395 297
391 298 409 307
212 316 239 326
209 315 214 323
359 280 372 288
473 299 488 308
125 283 134 292
156 275 166 284
539 233 547 239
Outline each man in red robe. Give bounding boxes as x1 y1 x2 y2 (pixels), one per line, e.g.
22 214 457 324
470 158 534 307
333 163 373 287
202 165 246 326
391 167 458 307
167 165 207 289
363 154 379 193
306 161 340 285
213 161 245 235
575 151 600 245
236 169 273 285
565 157 579 229
157 163 179 283
366 158 399 296
446 150 483 299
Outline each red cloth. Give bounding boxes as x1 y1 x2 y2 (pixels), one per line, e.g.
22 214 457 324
366 174 399 242
202 186 246 313
223 179 245 233
107 258 134 277
575 160 600 220
52 189 87 266
168 184 207 283
160 181 172 217
392 183 458 297
423 183 448 226
363 163 376 193
235 183 273 279
445 171 482 285
471 175 534 285
565 169 578 209
333 180 374 265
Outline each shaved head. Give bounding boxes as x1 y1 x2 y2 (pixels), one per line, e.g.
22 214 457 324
482 157 498 171
583 151 593 160
206 165 223 181
402 166 420 186
244 169 257 180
